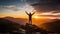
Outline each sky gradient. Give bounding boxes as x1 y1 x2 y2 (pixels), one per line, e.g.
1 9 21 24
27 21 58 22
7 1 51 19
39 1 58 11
0 0 60 19
0 0 60 32
0 0 30 18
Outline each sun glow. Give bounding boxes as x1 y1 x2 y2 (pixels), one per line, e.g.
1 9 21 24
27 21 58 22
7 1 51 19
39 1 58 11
34 16 40 19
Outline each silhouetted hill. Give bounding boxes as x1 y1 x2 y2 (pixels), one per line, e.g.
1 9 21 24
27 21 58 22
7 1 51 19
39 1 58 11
25 23 48 34
4 17 28 25
0 18 25 33
40 19 60 33
0 18 48 34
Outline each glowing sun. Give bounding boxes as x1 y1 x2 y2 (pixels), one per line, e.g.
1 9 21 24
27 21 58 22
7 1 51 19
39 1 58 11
34 16 40 19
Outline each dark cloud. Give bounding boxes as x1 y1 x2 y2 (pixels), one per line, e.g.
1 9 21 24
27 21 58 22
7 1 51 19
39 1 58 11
0 0 60 12
27 0 60 12
0 0 22 6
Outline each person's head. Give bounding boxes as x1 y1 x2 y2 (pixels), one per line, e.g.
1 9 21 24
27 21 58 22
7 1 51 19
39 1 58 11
29 12 31 14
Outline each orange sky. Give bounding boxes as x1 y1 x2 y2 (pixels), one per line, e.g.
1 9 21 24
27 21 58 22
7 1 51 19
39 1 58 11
0 4 60 26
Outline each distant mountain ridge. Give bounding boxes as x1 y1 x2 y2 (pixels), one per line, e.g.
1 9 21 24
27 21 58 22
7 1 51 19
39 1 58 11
1 17 28 25
40 19 60 33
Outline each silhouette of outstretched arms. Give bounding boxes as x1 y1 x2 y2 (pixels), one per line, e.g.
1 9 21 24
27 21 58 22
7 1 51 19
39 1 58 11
25 11 29 15
32 12 35 15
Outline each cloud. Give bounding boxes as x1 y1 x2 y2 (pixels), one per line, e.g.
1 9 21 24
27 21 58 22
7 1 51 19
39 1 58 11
13 8 22 11
2 5 22 11
36 12 60 19
27 0 60 12
0 0 22 5
3 5 15 9
40 12 60 16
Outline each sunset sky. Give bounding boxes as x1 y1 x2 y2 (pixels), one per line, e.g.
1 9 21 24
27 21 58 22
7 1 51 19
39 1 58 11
0 0 60 19
0 0 60 32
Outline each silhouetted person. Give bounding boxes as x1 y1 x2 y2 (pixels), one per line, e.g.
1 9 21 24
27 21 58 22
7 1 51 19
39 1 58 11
25 11 35 24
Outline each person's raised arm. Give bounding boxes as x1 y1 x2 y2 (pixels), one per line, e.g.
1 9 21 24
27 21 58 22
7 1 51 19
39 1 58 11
32 12 35 15
25 11 29 15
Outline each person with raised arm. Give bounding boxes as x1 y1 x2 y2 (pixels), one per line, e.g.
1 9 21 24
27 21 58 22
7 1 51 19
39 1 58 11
25 11 35 24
